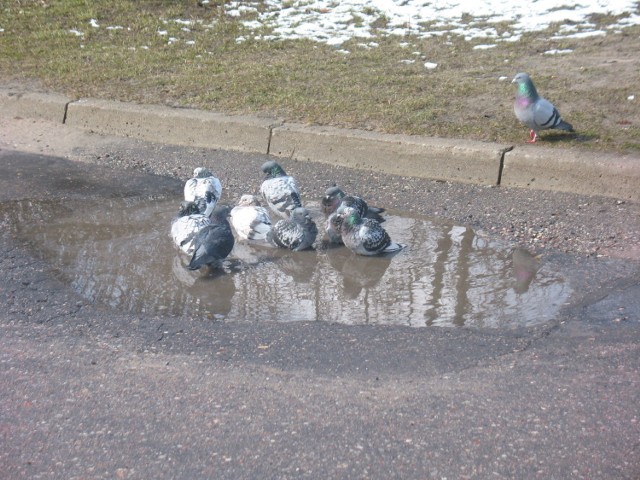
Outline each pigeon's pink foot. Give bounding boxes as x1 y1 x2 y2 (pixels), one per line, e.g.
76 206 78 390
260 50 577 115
526 130 538 143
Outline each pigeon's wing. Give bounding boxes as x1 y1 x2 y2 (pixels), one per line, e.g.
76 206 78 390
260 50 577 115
325 213 344 245
532 98 563 131
171 214 211 254
183 178 198 202
187 224 235 270
292 219 317 251
230 206 272 240
197 177 223 202
261 177 302 217
360 220 391 255
247 208 273 240
270 219 302 250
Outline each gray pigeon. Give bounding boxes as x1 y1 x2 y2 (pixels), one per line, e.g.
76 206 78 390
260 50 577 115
268 207 318 251
184 167 223 212
512 72 574 143
337 206 405 256
187 205 235 270
321 186 385 222
324 211 344 245
260 160 302 218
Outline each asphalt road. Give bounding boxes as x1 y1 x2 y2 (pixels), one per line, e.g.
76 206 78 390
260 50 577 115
1 120 639 479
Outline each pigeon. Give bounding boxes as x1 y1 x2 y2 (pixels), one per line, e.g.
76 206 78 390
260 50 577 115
324 211 344 245
184 167 223 213
229 194 272 241
187 205 235 270
170 200 212 255
512 72 574 143
321 186 385 222
268 207 318 251
337 205 405 256
260 160 302 218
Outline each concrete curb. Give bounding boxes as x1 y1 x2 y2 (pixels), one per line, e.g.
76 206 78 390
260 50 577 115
0 90 70 124
65 97 279 154
502 147 640 200
270 123 509 185
1 88 638 201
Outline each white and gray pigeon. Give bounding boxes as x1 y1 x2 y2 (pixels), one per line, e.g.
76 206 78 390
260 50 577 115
184 167 223 212
170 198 212 256
229 194 272 241
268 207 318 251
337 205 405 256
260 160 302 218
321 186 385 222
512 72 574 143
187 205 235 270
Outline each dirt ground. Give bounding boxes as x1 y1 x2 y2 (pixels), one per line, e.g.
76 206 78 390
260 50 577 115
1 114 639 480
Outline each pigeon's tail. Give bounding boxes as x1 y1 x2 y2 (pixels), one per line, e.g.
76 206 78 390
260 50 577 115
383 242 406 254
247 222 272 240
368 206 385 215
187 253 207 270
365 210 386 224
556 120 574 132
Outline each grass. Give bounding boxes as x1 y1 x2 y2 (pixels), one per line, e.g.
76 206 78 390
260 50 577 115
1 1 639 152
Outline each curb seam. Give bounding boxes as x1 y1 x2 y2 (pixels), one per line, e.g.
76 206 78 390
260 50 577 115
497 146 514 186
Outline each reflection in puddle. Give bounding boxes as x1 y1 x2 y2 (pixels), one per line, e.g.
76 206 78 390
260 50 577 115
4 197 571 328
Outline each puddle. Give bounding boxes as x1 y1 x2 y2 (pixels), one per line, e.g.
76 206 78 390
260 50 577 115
3 197 573 328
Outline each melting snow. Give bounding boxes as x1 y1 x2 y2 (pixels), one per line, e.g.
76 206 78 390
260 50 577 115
544 49 574 55
222 0 640 46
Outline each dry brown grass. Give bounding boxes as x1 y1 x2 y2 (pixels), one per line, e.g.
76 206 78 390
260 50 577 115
1 1 639 151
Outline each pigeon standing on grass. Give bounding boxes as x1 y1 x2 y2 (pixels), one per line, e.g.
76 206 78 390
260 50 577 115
512 72 574 143
337 205 405 256
187 205 235 271
268 207 318 251
229 194 272 241
184 167 223 212
260 161 302 218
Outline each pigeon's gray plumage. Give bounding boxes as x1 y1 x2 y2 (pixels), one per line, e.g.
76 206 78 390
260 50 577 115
512 72 574 143
187 205 235 270
260 161 302 218
340 194 385 222
170 200 212 255
269 207 318 251
325 211 344 245
184 167 222 213
230 194 272 241
321 186 385 222
338 206 405 256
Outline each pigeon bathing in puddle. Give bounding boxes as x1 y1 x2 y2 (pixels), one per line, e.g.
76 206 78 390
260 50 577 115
184 167 223 212
337 205 405 256
260 160 302 218
268 207 318 251
229 194 272 241
321 186 385 222
170 199 212 256
187 205 235 271
512 72 574 143
324 211 344 245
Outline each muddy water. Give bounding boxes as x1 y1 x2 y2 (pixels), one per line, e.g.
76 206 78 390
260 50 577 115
4 197 572 328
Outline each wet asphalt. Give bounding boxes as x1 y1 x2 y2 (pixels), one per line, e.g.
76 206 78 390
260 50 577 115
1 135 639 479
